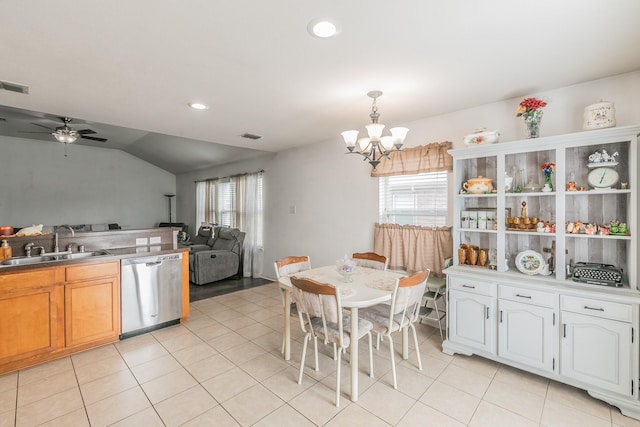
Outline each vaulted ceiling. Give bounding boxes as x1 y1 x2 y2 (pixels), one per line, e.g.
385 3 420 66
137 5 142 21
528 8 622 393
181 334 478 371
1 1 639 174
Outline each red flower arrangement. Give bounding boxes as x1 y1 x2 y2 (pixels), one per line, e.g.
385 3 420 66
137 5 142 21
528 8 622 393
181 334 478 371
516 97 547 118
541 162 555 177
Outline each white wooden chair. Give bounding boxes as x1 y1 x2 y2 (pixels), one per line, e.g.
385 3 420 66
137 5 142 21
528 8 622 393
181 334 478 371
359 270 429 389
274 256 311 354
290 276 374 406
352 252 388 270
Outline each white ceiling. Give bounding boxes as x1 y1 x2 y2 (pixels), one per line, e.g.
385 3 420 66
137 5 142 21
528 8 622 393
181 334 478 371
1 1 639 174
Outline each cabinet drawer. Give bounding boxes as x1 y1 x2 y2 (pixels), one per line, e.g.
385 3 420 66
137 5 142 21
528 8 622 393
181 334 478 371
499 285 556 308
561 295 632 323
0 268 59 292
449 277 495 296
66 261 119 282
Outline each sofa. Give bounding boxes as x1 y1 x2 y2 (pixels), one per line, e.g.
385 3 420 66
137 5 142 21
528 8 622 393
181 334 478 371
189 226 245 285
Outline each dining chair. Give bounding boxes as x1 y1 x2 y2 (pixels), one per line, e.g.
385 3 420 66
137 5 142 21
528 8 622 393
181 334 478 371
359 270 429 389
420 258 452 341
274 256 312 354
290 276 374 407
352 252 388 270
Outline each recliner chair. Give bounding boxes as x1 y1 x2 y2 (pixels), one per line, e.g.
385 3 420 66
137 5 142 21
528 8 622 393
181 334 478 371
189 226 245 285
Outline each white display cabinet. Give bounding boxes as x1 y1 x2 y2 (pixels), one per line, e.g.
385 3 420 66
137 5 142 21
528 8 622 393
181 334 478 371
444 125 640 420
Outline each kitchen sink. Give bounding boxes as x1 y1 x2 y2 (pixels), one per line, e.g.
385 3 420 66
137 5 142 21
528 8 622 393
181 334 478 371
1 250 112 266
2 256 57 265
61 250 111 260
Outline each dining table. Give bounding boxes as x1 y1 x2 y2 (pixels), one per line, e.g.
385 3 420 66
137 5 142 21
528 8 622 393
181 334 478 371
277 264 406 401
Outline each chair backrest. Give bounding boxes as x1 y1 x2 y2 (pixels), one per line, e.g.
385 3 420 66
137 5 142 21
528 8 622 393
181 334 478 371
274 255 311 279
352 252 388 270
191 226 213 245
212 227 245 255
290 276 344 347
389 270 430 327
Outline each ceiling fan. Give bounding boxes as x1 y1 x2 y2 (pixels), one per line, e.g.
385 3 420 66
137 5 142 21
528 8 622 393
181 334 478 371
22 117 108 143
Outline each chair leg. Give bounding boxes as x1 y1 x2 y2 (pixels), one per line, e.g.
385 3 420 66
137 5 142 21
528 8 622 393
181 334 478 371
298 334 310 384
410 323 423 371
335 347 342 407
433 293 444 341
368 332 374 378
388 334 397 389
313 336 319 371
333 343 337 360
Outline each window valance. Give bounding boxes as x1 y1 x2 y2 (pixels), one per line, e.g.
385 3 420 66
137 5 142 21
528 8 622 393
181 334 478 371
370 141 453 177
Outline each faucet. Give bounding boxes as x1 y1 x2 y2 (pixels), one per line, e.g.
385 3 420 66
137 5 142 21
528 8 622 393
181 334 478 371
60 224 75 237
25 242 34 257
33 246 45 256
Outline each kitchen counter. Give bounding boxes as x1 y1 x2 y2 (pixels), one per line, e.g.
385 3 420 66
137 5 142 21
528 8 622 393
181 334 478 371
0 244 187 272
0 228 191 374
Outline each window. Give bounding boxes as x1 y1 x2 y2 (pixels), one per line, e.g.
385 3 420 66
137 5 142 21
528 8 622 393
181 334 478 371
195 173 263 238
379 171 448 226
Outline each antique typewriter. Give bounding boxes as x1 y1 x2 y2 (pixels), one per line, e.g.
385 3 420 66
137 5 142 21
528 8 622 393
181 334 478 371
572 262 624 287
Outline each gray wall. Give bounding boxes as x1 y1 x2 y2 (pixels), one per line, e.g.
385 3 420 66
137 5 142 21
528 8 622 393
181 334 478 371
176 71 640 280
0 136 176 229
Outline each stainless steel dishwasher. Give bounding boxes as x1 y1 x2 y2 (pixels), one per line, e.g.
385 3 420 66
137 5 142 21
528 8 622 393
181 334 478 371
120 253 183 339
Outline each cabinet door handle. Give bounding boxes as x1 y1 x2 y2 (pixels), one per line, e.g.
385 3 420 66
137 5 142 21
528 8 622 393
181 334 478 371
486 307 489 319
563 324 566 338
515 294 532 299
584 305 605 312
462 284 475 289
500 310 503 323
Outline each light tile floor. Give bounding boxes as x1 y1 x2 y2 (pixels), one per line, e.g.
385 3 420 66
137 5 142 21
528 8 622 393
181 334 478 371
2 282 640 426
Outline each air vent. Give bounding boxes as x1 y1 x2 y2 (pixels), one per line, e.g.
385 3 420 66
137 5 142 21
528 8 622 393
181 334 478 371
241 133 263 140
0 80 29 94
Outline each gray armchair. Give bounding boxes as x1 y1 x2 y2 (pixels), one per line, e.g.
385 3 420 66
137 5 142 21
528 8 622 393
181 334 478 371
189 226 245 285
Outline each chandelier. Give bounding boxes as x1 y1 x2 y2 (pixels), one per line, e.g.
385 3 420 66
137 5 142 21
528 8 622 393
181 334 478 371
341 90 408 169
52 118 79 143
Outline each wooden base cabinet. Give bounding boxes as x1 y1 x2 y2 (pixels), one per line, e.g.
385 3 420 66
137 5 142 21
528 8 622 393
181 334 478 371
560 302 634 397
443 270 640 420
0 261 120 374
64 261 120 348
498 299 556 373
0 268 63 367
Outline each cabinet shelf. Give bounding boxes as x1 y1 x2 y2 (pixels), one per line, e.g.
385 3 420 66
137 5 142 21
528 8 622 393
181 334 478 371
457 228 497 234
565 189 631 196
506 192 556 197
565 233 631 241
457 194 497 198
505 230 556 237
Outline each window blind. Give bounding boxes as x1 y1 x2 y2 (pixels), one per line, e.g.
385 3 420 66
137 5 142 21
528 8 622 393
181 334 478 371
379 171 448 226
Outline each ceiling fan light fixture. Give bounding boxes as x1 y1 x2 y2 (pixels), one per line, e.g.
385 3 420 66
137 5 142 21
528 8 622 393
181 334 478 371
52 128 79 144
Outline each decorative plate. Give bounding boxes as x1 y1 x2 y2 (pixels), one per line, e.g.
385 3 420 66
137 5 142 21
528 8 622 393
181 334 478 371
515 250 545 275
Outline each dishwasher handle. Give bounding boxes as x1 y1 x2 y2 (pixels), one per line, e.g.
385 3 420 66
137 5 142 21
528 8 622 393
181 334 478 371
122 253 182 266
145 261 163 267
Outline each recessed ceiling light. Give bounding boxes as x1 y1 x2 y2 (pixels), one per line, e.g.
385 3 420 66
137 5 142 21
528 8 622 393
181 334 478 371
307 18 340 38
188 102 209 110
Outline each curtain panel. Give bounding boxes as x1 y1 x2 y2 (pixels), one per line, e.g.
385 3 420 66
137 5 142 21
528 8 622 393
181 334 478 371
373 224 453 277
371 141 453 177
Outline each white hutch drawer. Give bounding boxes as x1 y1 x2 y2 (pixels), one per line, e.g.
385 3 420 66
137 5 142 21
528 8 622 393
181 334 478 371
561 295 633 323
449 276 495 296
499 284 556 308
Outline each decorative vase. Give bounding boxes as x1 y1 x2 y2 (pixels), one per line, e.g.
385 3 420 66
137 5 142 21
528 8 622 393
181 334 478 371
524 110 543 138
543 173 554 192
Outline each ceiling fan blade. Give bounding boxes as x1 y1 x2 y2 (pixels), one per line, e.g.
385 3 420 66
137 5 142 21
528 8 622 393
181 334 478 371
81 135 107 142
77 129 97 135
18 131 50 134
29 122 55 131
